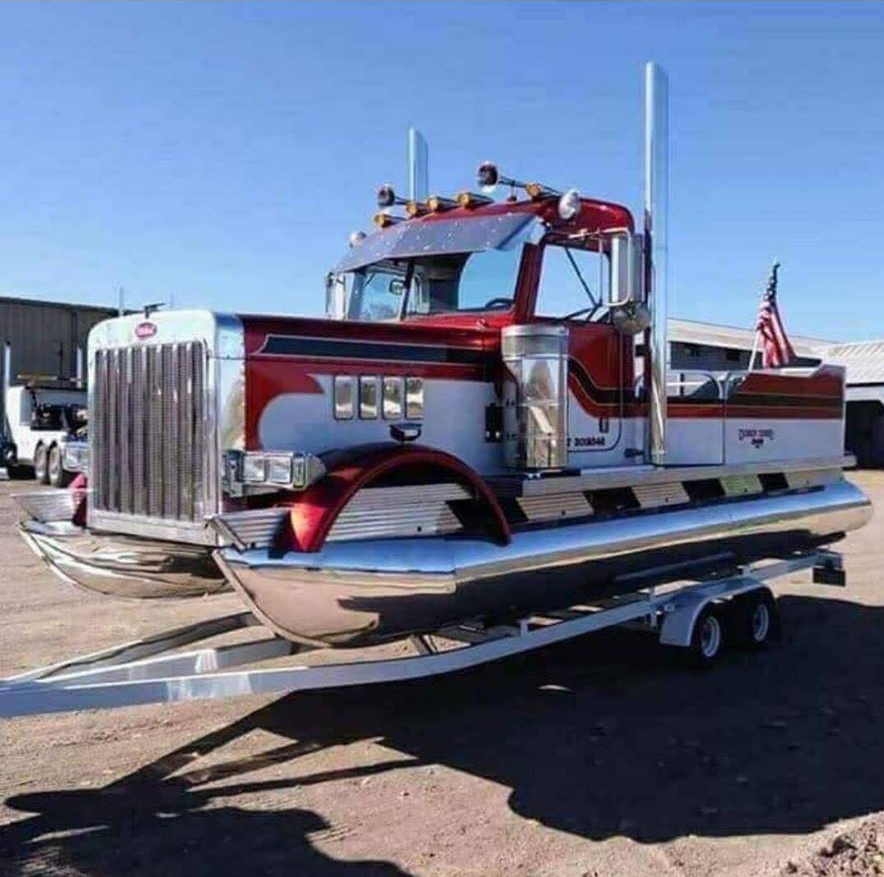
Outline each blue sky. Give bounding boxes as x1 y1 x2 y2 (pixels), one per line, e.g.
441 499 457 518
0 2 882 340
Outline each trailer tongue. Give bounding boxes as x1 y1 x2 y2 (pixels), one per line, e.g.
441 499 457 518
4 63 872 716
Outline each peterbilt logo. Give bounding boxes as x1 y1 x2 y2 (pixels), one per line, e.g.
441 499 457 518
135 321 157 339
739 428 774 449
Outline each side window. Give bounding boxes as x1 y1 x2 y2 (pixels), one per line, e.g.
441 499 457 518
535 245 607 320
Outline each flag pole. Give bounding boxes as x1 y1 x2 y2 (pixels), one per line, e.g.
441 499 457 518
749 331 760 371
749 261 780 371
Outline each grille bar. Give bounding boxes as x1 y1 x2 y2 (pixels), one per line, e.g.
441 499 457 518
92 342 208 524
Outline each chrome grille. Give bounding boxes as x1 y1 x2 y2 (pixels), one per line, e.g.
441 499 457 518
92 342 209 523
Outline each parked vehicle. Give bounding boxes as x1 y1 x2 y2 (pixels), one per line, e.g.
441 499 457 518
14 64 871 659
2 343 87 487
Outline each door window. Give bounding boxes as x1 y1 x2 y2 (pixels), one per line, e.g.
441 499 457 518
535 244 608 320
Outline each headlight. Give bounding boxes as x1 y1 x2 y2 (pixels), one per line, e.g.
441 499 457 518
266 454 293 485
558 188 581 220
227 450 325 494
242 454 268 483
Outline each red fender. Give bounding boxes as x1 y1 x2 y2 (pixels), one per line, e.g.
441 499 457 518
288 444 510 553
70 472 88 527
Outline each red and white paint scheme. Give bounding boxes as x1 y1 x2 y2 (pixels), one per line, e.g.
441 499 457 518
15 64 871 650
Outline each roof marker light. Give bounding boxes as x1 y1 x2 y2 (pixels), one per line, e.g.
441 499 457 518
427 195 458 212
456 191 494 208
526 181 561 200
349 231 367 247
405 200 430 218
373 211 404 228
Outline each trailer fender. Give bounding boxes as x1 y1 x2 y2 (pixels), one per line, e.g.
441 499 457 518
287 443 510 552
658 581 773 646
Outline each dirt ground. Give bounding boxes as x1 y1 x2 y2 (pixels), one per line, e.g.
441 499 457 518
1 473 883 877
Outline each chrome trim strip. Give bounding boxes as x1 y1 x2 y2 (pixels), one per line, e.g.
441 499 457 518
488 456 855 498
11 490 85 524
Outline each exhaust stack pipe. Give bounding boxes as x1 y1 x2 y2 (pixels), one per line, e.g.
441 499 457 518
408 127 429 202
75 346 84 389
644 62 669 467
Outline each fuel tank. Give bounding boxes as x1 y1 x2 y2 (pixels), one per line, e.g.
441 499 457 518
214 477 872 647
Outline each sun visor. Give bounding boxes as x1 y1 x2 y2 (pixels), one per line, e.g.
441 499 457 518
334 213 540 273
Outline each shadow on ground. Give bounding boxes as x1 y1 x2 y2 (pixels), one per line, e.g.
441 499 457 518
3 594 884 875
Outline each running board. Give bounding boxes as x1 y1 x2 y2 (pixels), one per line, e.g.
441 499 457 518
0 552 837 718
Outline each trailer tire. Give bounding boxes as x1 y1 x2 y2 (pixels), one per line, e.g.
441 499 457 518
684 605 725 668
729 589 779 651
47 444 71 488
33 444 49 484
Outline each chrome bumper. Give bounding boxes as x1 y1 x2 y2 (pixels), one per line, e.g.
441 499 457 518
19 519 228 599
216 479 872 648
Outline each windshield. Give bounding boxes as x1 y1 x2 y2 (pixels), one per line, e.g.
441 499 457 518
345 246 523 322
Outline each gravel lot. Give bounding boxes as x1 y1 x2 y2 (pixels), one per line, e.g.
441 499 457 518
1 473 883 877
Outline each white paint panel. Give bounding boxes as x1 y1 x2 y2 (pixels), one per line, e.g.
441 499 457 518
666 417 724 465
566 391 641 468
724 419 844 464
257 376 506 475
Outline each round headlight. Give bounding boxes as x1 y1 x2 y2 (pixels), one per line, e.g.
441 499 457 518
558 189 581 221
376 184 396 209
477 161 499 193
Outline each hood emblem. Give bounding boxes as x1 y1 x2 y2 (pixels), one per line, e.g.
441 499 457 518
135 321 157 340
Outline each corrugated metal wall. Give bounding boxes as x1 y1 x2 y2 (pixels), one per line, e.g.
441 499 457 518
0 297 118 431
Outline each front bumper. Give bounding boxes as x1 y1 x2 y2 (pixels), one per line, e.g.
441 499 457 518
19 519 228 599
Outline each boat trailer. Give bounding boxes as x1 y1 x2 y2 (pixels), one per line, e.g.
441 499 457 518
0 551 845 719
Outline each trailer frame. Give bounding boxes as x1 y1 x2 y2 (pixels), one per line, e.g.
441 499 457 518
0 551 844 719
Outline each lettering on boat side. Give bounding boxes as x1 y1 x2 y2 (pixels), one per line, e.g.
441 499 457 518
739 428 775 449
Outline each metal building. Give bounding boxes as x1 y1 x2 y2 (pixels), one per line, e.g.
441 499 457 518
0 295 118 425
819 340 884 467
669 318 827 371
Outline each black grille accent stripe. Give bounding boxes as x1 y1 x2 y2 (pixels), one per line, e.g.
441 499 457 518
259 334 488 367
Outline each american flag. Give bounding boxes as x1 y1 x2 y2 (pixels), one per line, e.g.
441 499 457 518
754 262 795 369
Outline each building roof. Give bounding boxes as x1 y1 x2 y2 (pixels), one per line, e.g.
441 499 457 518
816 340 884 386
0 294 119 314
668 318 831 359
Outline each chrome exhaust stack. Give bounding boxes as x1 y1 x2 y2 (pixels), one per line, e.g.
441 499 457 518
407 126 429 202
644 62 669 467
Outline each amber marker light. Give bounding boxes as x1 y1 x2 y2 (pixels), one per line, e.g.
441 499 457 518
456 191 494 208
427 195 458 212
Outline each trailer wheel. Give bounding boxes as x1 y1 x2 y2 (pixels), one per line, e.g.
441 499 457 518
47 445 71 488
730 589 779 650
33 444 49 484
685 605 725 668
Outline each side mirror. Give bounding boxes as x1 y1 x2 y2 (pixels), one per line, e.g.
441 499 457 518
608 230 637 307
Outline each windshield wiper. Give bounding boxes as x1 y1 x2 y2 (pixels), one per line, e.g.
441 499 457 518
564 248 600 310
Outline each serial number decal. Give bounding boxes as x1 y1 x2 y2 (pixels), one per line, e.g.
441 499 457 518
568 435 608 448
